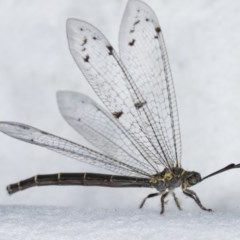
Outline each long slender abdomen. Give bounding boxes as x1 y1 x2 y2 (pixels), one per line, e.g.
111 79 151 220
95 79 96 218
7 173 151 194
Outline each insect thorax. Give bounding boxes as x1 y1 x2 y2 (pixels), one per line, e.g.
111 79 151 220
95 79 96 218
149 167 198 192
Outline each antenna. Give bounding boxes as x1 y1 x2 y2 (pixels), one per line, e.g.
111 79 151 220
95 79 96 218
201 163 240 181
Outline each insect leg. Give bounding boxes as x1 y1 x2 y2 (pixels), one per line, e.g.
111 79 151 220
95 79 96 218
172 192 182 211
160 191 169 214
139 192 160 208
182 188 212 212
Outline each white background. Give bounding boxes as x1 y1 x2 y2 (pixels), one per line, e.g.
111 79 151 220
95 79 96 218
0 0 240 238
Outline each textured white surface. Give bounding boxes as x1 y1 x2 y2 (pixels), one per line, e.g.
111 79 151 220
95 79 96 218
0 0 240 220
1 205 240 240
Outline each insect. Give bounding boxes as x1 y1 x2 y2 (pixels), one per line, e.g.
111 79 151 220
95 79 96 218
0 0 239 214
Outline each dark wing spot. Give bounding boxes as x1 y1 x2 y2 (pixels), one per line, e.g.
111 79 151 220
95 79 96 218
135 101 147 109
155 27 161 33
82 47 86 52
80 28 84 31
137 9 140 13
20 125 30 130
145 18 149 22
106 45 113 55
30 139 34 142
154 35 158 39
40 130 48 135
129 39 135 46
77 118 81 122
112 111 123 119
83 55 90 62
134 20 140 26
93 36 97 40
130 19 140 34
81 38 87 46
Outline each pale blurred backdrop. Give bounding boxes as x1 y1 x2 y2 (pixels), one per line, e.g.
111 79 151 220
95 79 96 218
0 0 240 212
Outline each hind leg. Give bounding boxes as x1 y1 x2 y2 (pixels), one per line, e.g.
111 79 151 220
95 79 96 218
139 192 160 208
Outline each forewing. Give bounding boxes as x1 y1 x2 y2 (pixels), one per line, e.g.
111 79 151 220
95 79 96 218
0 122 148 177
57 91 154 176
66 18 169 170
119 0 182 167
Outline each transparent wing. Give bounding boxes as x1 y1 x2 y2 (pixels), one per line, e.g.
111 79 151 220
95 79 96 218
57 91 154 175
67 17 171 170
0 122 149 177
119 0 182 167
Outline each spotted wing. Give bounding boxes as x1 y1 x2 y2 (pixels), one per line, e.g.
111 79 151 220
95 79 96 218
119 0 182 167
57 91 154 176
67 16 171 170
0 122 148 177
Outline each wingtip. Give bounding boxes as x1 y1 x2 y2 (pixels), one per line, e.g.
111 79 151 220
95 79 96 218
66 18 77 26
56 90 67 108
56 90 65 99
66 18 90 29
56 90 77 102
0 121 13 133
66 18 81 35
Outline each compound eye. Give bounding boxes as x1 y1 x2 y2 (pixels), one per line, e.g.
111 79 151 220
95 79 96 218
187 176 199 186
190 177 197 184
185 172 201 186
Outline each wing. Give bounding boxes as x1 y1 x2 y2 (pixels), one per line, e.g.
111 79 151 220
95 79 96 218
66 13 174 169
119 0 182 167
0 122 149 177
57 91 155 175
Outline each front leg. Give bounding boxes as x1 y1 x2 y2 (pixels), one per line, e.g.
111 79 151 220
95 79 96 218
182 188 212 212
